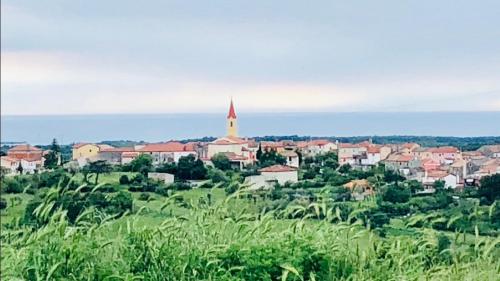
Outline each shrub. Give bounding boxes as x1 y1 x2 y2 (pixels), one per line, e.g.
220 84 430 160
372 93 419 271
119 175 130 185
155 186 171 197
1 178 23 193
382 184 410 203
138 192 151 201
169 182 191 191
132 174 145 184
0 197 7 209
207 168 229 183
25 187 37 195
198 181 214 189
107 191 133 215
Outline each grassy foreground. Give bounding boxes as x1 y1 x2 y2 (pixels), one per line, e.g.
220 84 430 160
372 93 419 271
1 187 499 281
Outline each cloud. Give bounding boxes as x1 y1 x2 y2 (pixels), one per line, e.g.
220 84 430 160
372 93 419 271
2 1 500 115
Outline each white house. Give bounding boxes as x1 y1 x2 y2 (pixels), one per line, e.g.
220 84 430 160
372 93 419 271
280 150 300 168
305 139 337 156
148 172 175 184
1 156 42 174
245 165 298 190
137 142 196 165
423 170 458 189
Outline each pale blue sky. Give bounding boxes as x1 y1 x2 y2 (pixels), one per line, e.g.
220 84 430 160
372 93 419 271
2 0 500 115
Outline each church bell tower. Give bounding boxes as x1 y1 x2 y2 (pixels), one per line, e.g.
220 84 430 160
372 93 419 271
227 99 238 137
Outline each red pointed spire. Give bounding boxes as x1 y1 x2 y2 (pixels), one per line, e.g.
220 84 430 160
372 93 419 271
227 99 237 119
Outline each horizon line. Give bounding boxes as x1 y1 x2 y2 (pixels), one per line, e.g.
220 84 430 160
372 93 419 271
3 110 500 117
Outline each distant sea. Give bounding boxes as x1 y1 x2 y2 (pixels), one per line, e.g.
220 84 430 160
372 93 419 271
1 112 499 145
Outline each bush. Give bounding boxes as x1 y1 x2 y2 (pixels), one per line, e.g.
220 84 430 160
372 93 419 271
132 174 145 184
207 168 229 184
155 186 171 197
198 181 214 189
138 192 151 201
107 191 133 214
1 178 23 193
382 184 410 203
169 182 191 191
119 175 130 185
25 187 37 195
0 197 7 209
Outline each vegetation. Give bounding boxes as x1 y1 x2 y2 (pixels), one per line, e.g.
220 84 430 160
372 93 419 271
1 148 499 280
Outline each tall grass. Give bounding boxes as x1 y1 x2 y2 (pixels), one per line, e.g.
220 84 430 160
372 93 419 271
1 186 499 280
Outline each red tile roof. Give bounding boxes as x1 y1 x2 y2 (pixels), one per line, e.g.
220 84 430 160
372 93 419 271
223 152 248 161
73 143 93 149
367 146 381 153
1 156 19 163
295 141 308 148
428 146 459 154
259 165 297 173
8 144 42 152
427 170 450 178
137 142 195 152
261 141 284 148
387 154 413 162
227 99 237 119
100 147 135 153
212 136 247 145
309 139 332 146
338 143 359 148
402 142 419 149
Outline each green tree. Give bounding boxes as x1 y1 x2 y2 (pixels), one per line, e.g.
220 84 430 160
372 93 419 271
338 164 352 174
177 155 207 180
256 144 263 160
43 138 61 169
130 154 153 175
479 174 500 204
258 150 286 168
83 160 113 185
211 153 232 171
382 184 411 204
316 152 339 169
16 162 23 175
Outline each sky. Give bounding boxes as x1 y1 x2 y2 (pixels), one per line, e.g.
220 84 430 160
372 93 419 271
2 0 500 115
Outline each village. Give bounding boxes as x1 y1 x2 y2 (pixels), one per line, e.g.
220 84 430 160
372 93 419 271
2 100 499 197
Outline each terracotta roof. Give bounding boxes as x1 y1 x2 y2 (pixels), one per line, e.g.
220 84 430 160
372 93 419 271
97 144 114 150
212 136 247 145
137 142 195 152
428 146 459 154
479 145 500 153
100 147 135 153
73 143 93 149
8 144 42 152
223 152 248 161
386 154 413 162
367 146 380 153
247 140 259 148
261 141 284 148
227 99 237 119
122 152 139 157
259 165 297 173
402 143 419 149
427 170 450 178
309 139 332 146
1 156 19 163
338 143 359 149
295 141 308 148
